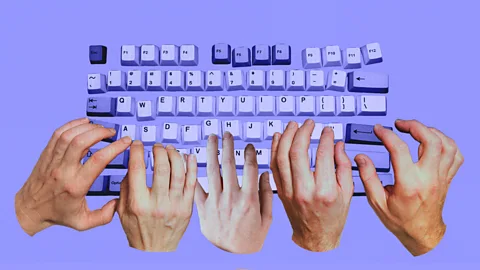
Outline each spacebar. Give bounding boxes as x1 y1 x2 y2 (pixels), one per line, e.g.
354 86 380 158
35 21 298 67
344 143 390 173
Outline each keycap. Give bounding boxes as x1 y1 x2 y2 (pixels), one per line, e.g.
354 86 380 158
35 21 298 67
88 176 109 193
89 45 107 65
306 70 325 91
357 95 387 116
120 124 136 140
317 96 335 116
237 96 255 116
180 45 199 66
343 48 362 69
116 96 135 116
146 70 164 91
337 96 355 116
197 96 215 116
156 96 175 116
140 125 157 145
137 100 155 121
217 96 235 116
361 42 383 64
247 70 265 90
202 119 220 139
87 74 107 94
326 70 347 91
287 70 305 91
302 48 322 68
257 96 275 116
177 96 196 116
206 70 223 90
84 149 129 169
107 71 126 91
244 122 263 142
166 71 184 91
162 123 180 143
127 70 145 91
121 45 140 66
160 45 179 66
212 43 231 64
322 45 342 67
252 45 271 65
186 71 204 91
223 120 242 139
272 44 291 65
86 97 116 117
232 47 251 67
226 70 245 90
267 70 285 90
347 71 388 93
345 123 392 145
88 119 120 142
140 45 160 66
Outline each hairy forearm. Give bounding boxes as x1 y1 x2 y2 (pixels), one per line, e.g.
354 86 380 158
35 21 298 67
292 231 341 252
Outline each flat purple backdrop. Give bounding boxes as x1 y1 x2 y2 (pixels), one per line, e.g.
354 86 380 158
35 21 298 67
1 0 478 269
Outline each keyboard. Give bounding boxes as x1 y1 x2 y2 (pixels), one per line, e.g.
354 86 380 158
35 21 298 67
85 42 393 196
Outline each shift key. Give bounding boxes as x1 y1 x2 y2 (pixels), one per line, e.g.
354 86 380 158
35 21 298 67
345 123 393 145
348 71 388 93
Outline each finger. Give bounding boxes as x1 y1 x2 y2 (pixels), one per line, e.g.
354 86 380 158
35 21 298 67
151 143 170 197
335 141 353 194
259 172 273 227
184 154 198 200
290 119 315 193
394 120 442 170
429 128 457 179
447 149 464 184
194 178 207 216
125 140 148 196
373 124 414 176
242 144 259 195
354 154 388 211
270 132 283 194
276 121 298 197
118 173 129 211
314 127 336 190
78 199 119 231
206 135 222 197
166 145 186 196
43 117 90 162
221 132 239 193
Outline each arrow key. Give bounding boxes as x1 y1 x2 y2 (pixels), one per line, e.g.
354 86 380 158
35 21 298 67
345 123 393 145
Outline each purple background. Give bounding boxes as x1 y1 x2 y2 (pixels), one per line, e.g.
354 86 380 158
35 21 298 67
1 0 478 269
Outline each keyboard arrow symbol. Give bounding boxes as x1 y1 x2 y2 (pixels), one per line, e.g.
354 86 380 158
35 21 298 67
209 72 214 75
89 105 97 109
353 129 372 134
356 77 365 81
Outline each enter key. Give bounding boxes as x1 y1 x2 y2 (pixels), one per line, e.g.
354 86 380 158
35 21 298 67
345 123 393 145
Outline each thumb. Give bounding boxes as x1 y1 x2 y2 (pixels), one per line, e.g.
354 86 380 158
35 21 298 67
354 154 387 210
79 199 119 231
259 172 273 227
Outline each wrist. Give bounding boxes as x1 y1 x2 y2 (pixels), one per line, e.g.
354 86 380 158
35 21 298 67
398 221 447 256
15 191 51 236
292 231 341 252
129 241 178 253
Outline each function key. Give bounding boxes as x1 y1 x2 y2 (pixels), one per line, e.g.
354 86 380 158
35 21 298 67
140 45 160 66
302 47 321 68
121 45 140 66
232 47 251 67
343 48 362 69
180 45 199 66
272 44 291 65
212 43 231 64
361 42 383 65
160 45 179 66
322 45 342 67
89 45 107 64
252 44 271 65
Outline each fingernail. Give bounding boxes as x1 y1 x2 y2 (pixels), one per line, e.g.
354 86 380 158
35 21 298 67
154 143 163 147
121 136 132 143
109 128 116 133
208 134 217 142
305 119 314 126
287 121 297 129
273 133 280 141
356 156 366 166
223 131 232 138
132 140 142 145
374 124 383 130
396 119 405 122
166 144 174 150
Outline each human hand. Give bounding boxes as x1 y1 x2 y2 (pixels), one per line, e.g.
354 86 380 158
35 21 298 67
354 120 464 256
270 120 354 252
116 141 197 252
194 132 273 254
15 117 132 236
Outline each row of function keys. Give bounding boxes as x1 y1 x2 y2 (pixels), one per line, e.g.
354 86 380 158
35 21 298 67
87 70 388 94
89 43 382 68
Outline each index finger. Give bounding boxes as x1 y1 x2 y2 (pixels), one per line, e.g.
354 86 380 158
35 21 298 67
126 140 148 196
314 127 336 190
290 119 315 193
373 124 414 175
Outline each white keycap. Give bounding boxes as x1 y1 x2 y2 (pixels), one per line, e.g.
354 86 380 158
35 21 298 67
223 120 242 139
234 149 245 167
247 70 265 90
226 70 244 90
357 95 387 115
121 125 136 140
137 100 155 121
197 96 215 116
107 71 126 91
140 45 160 66
255 148 270 168
326 123 344 141
141 125 157 145
146 70 164 91
116 96 134 116
302 47 322 68
202 119 220 139
326 70 347 91
177 96 195 116
287 70 305 90
186 70 204 90
166 70 184 91
311 123 324 143
343 47 362 69
244 122 263 142
127 70 144 91
162 123 180 143
176 149 189 155
265 120 282 139
337 96 356 116
182 125 200 144
267 70 285 90
192 147 207 166
87 74 106 93
121 45 139 66
217 96 235 116
257 96 275 116
160 44 179 65
237 96 255 116
297 96 315 116
157 96 175 116
179 44 198 66
317 96 336 116
307 70 325 91
277 96 295 116
206 70 223 90
361 42 383 64
322 45 342 67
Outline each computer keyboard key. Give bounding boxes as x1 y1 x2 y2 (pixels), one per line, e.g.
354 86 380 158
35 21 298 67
136 100 155 121
212 43 231 64
257 96 275 116
217 96 235 116
116 96 135 116
306 70 325 91
157 96 175 116
226 70 245 91
357 95 387 116
353 174 394 193
108 175 124 192
337 96 356 116
310 123 324 143
326 70 347 91
197 96 215 116
84 149 129 169
146 70 165 91
317 96 336 116
87 74 107 94
107 71 126 91
121 124 137 140
177 96 196 116
180 45 199 66
141 125 157 145
182 125 201 144
322 45 342 67
121 45 140 66
232 47 251 67
287 70 305 91
252 45 271 65
277 96 295 116
237 96 255 116
160 45 179 66
247 70 265 90
347 71 389 93
89 176 109 192
272 44 291 65
202 119 221 139
297 96 315 116
162 123 180 143
345 123 392 145
302 48 322 68
206 70 223 91
244 122 263 142
223 120 242 140
88 119 119 142
343 48 362 69
265 120 282 139
361 42 383 65
192 147 207 166
326 123 344 141
86 97 116 117
89 45 107 65
186 71 204 91
344 144 390 172
127 71 145 91
140 45 160 66
267 70 285 90
166 71 184 91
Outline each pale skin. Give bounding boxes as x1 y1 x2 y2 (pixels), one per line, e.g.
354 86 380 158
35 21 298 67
116 141 197 252
194 132 273 254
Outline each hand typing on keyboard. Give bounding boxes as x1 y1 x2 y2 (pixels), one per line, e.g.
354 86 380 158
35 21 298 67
116 141 197 252
354 120 464 256
194 132 273 254
15 118 131 236
270 119 354 252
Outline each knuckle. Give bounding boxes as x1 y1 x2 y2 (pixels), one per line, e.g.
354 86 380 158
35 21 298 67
314 189 338 206
129 202 147 216
289 148 303 161
223 156 235 167
428 135 442 150
294 192 311 205
91 150 107 165
276 156 289 168
392 141 409 154
71 136 86 149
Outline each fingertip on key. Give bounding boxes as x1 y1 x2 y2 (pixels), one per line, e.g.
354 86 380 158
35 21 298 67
121 136 132 143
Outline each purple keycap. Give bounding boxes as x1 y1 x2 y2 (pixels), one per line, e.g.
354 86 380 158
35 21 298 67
88 119 120 142
86 97 116 117
83 148 129 169
272 44 291 65
345 123 392 145
252 44 271 65
88 176 109 193
348 71 388 93
232 47 251 67
212 43 231 64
